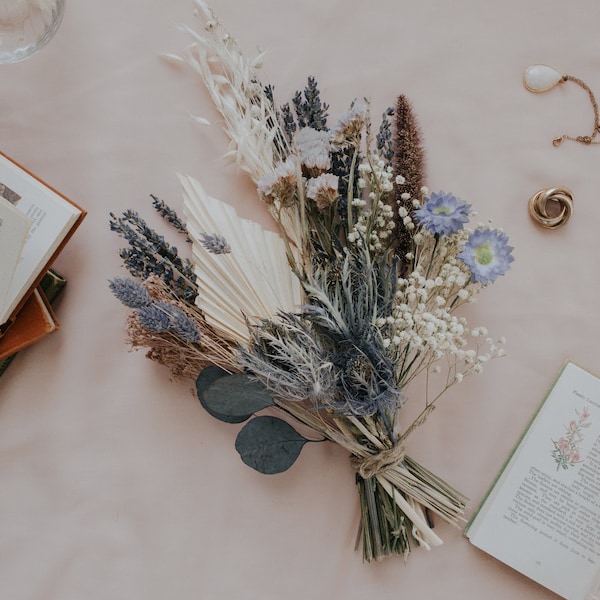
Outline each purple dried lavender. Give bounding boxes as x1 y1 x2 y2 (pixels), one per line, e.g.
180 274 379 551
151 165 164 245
108 277 152 308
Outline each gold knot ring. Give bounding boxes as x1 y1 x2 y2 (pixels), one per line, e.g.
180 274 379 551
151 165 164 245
528 187 574 229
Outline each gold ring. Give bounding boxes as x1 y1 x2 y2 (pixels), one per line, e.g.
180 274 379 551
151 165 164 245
528 187 573 229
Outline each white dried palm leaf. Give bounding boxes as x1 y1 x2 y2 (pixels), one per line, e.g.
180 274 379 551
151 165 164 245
179 173 303 345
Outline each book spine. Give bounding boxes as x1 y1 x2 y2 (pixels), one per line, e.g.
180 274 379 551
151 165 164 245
0 269 67 377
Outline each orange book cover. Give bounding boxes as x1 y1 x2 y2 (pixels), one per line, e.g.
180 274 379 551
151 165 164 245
0 288 59 361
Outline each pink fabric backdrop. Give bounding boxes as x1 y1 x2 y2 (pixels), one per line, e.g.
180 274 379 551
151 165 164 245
1 1 599 598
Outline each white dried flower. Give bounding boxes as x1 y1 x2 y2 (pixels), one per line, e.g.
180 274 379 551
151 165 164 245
257 155 299 207
306 173 339 209
295 127 331 172
330 104 368 148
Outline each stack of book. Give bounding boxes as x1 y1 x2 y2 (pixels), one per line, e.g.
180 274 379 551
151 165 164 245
0 151 85 374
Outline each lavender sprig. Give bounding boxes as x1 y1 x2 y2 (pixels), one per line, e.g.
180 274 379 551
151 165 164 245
151 194 188 235
376 107 395 165
109 208 197 301
137 301 201 343
108 277 152 308
199 232 231 254
292 76 329 131
109 277 201 343
279 102 297 145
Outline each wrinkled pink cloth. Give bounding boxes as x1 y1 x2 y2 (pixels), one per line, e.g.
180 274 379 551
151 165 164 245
0 1 597 598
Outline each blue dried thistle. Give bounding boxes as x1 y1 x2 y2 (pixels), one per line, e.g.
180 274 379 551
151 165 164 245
296 245 400 417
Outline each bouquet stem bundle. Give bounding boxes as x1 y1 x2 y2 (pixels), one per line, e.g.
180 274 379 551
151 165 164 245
273 395 466 560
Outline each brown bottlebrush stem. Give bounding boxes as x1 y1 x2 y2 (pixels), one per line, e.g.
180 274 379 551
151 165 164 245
393 94 426 204
392 95 426 270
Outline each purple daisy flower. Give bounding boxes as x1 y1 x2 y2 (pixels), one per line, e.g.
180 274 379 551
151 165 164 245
414 191 471 236
458 228 514 285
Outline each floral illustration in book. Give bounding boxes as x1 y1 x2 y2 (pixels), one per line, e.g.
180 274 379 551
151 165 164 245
551 406 591 471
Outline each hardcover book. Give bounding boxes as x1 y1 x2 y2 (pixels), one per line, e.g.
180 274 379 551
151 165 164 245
465 361 600 600
0 287 59 361
0 269 66 369
0 151 85 334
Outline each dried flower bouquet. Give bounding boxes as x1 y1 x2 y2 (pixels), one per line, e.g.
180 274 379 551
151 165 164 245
110 0 513 562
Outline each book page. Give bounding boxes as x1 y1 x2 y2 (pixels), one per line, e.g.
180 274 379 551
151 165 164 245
0 155 82 325
0 195 31 313
466 362 600 600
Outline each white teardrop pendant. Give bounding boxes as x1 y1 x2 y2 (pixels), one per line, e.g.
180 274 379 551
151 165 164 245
523 64 564 93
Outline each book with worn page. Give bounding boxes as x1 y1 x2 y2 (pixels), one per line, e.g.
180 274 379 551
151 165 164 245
465 361 600 600
0 195 31 313
0 151 85 334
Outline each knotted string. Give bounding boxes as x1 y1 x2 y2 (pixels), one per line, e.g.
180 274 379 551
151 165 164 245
351 443 406 479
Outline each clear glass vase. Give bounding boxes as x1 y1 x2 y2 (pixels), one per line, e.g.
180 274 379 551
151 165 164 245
0 0 65 63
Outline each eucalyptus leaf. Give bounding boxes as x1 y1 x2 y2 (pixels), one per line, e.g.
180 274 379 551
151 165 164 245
196 366 274 424
235 415 308 474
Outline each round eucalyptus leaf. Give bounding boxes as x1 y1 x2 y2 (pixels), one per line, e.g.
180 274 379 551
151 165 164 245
196 366 274 424
235 415 308 474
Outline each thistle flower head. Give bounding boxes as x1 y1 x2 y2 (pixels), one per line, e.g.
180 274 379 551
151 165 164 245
414 191 471 236
458 228 514 285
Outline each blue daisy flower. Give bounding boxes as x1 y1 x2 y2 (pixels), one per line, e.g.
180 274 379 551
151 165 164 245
458 228 514 285
414 191 471 236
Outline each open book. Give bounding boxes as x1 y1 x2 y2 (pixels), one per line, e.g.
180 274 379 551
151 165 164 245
465 361 600 600
0 151 84 333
